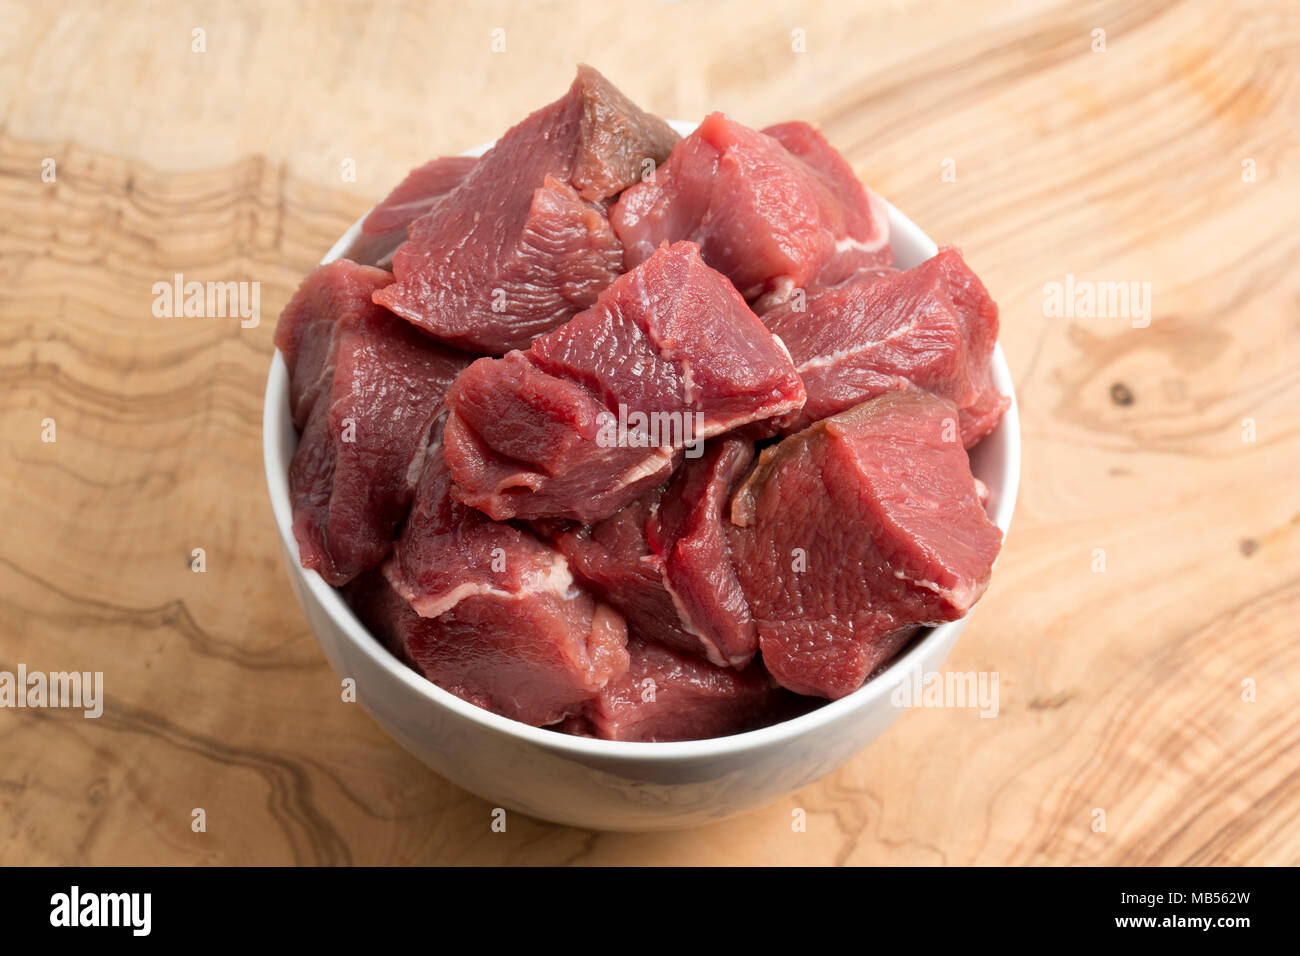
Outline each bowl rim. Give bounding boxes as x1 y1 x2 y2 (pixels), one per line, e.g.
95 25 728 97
262 129 1021 763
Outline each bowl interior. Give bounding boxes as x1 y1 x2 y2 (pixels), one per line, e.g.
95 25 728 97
263 127 1020 760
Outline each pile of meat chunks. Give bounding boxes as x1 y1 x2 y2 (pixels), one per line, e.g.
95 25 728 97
276 66 1006 742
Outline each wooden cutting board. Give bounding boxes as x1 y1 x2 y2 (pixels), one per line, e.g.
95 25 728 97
1 0 1296 865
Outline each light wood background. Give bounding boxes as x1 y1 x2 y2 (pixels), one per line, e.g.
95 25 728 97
1 0 1296 865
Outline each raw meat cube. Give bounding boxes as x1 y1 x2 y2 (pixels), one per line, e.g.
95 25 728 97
445 350 679 522
385 446 573 621
547 436 757 667
727 389 1003 699
645 436 757 666
583 635 788 742
568 70 681 202
347 569 628 728
277 259 390 430
363 447 629 725
610 112 891 304
341 155 476 268
276 260 471 585
543 494 687 655
760 121 891 290
442 241 806 522
760 246 1009 444
957 382 1011 450
374 65 679 354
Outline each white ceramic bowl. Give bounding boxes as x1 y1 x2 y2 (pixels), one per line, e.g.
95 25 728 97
263 127 1020 830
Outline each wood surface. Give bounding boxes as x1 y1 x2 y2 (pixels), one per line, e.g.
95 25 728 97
1 0 1297 865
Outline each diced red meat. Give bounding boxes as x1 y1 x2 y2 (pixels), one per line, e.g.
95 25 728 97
760 247 1009 444
442 241 805 522
444 351 679 522
277 75 1012 742
760 121 891 289
583 635 789 742
958 381 1011 450
569 71 680 202
277 259 390 430
727 389 1003 699
373 65 678 354
347 570 628 728
546 436 757 667
341 155 477 268
544 493 687 652
368 447 630 725
384 447 572 619
645 436 757 666
276 260 472 585
610 112 891 305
